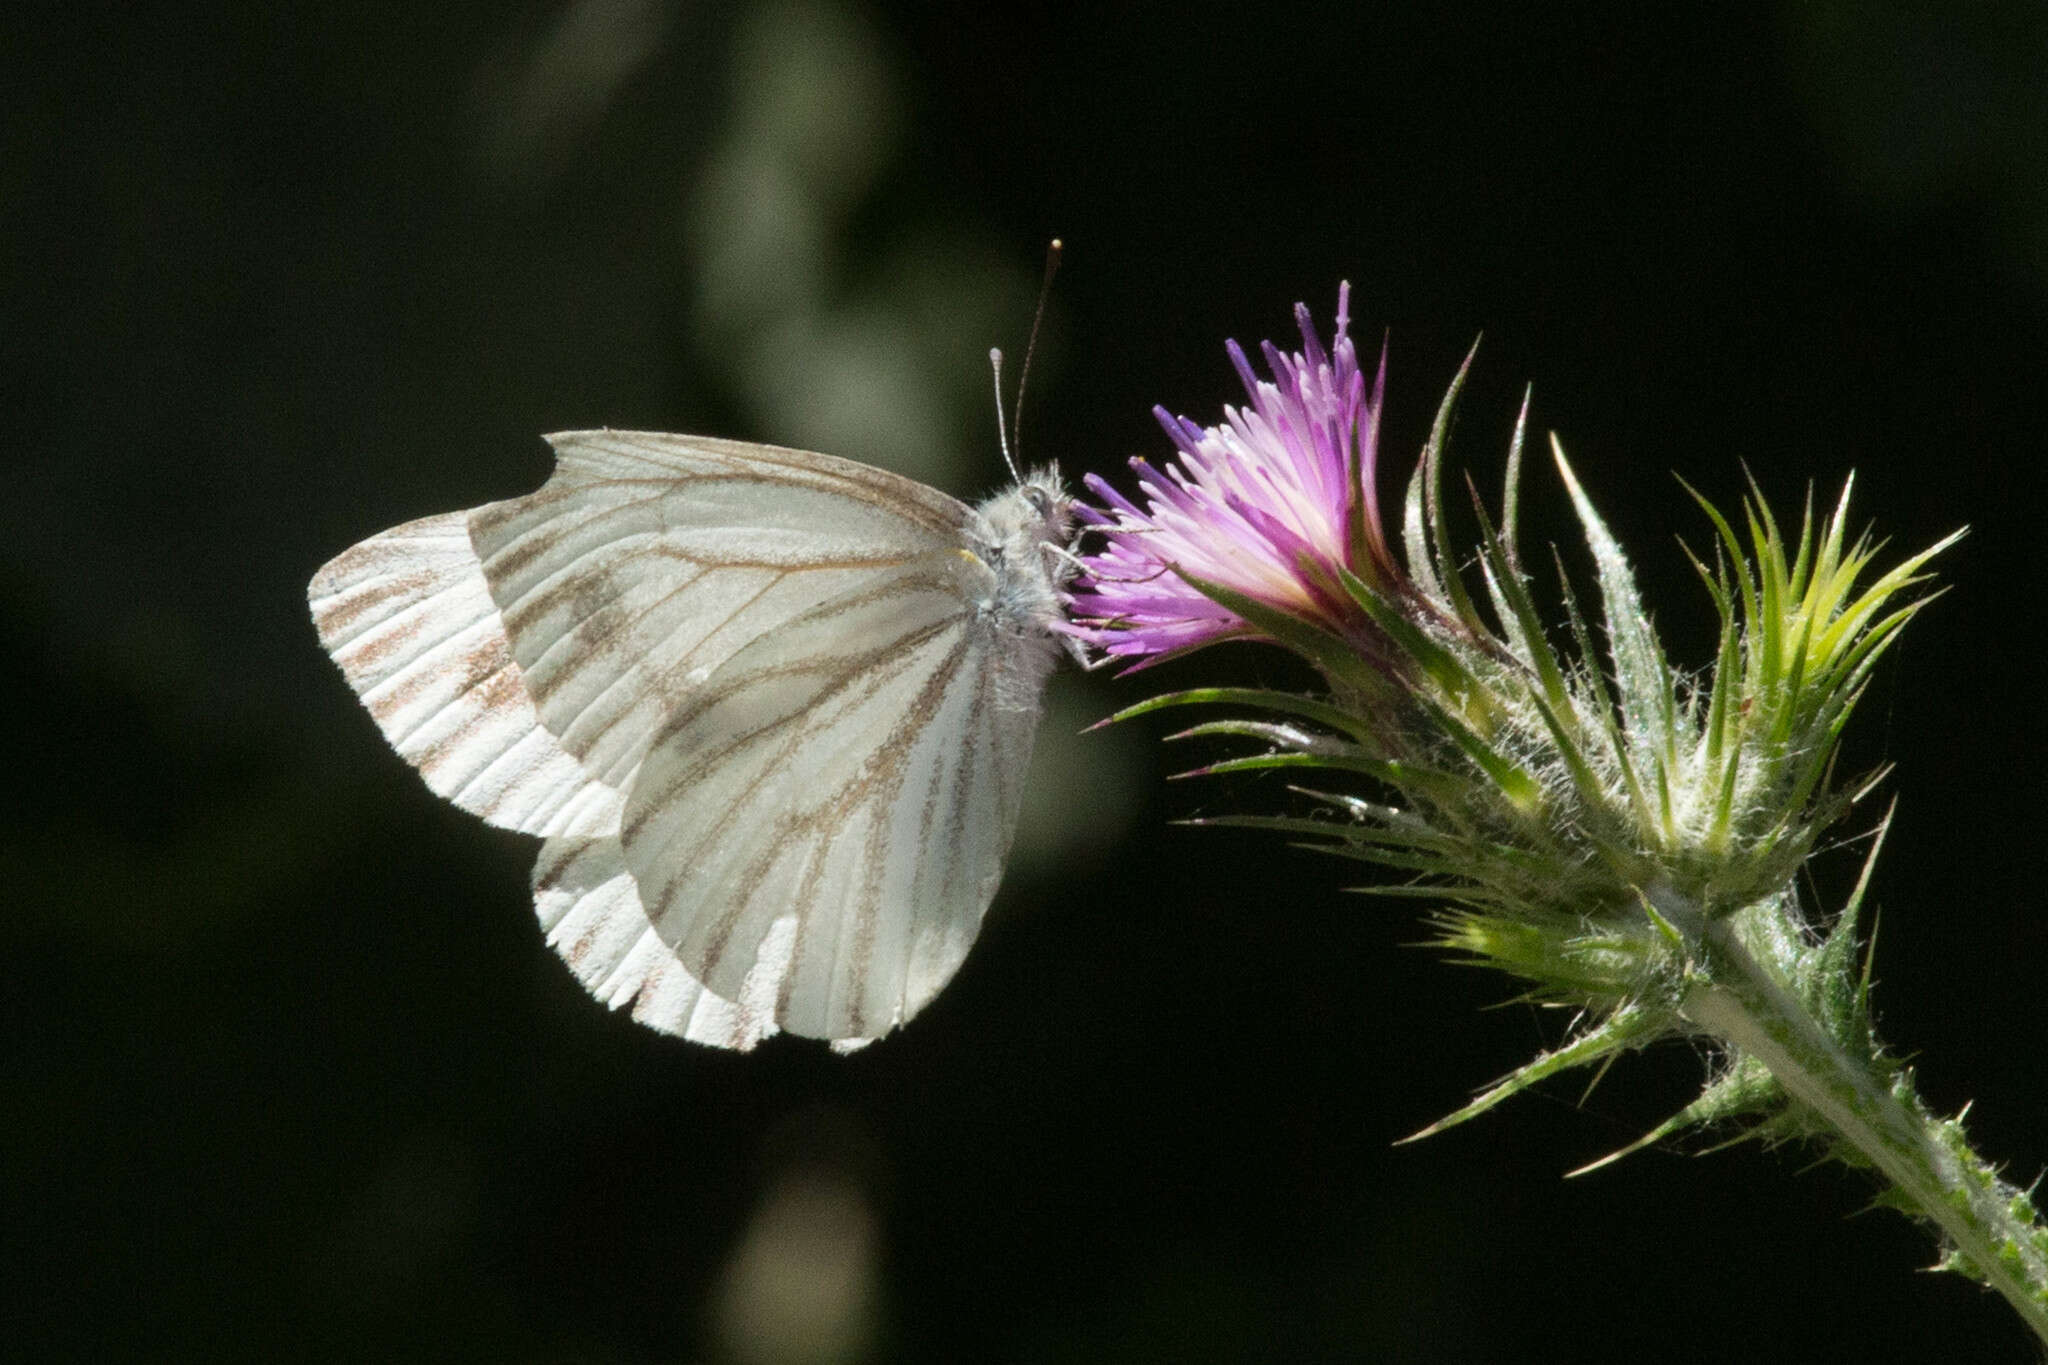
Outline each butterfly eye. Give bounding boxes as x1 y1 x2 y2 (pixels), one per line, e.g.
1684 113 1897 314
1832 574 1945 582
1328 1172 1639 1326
1026 486 1053 516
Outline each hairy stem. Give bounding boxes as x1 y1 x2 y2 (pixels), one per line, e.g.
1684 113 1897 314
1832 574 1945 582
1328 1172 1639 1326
1672 905 2048 1343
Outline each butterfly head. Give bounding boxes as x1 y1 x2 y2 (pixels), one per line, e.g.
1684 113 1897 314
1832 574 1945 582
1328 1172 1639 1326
978 466 1072 556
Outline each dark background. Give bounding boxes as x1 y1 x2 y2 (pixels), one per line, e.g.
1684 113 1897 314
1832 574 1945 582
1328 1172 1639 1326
9 2 2048 1361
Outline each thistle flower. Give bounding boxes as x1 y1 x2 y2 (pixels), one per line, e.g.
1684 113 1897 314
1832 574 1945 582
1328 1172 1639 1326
1077 288 1958 913
1064 282 1405 671
1077 291 2048 1344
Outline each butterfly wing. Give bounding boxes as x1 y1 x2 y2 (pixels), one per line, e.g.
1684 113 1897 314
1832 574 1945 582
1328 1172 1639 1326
467 431 970 792
310 430 1031 1047
530 835 783 1049
618 549 1040 1042
309 503 778 1047
307 510 625 840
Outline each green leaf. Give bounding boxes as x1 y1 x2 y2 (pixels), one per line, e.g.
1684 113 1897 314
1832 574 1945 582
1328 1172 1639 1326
1399 1007 1670 1142
1552 440 1676 755
1469 494 1574 712
1403 346 1478 611
1500 386 1530 573
1104 687 1381 746
1333 565 1476 699
1173 570 1401 701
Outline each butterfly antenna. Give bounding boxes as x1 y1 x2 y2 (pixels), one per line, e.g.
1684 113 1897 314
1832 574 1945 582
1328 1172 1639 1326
988 346 1021 483
1010 237 1062 468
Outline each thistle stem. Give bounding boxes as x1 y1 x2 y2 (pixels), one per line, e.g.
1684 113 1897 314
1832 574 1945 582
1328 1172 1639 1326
1676 909 2048 1344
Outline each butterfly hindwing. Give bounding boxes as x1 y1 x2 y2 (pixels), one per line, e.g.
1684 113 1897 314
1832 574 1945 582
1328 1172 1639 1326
619 551 1025 1041
531 834 781 1050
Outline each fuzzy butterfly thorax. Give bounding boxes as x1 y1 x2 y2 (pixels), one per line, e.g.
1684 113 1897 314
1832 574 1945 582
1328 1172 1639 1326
963 468 1075 713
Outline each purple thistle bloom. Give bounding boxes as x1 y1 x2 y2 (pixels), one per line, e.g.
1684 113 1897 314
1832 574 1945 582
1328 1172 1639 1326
1064 284 1406 666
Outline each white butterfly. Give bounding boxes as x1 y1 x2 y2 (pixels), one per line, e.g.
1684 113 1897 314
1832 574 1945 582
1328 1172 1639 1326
308 431 1075 1051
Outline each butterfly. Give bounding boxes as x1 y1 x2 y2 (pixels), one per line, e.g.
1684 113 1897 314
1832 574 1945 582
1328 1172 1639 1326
308 431 1076 1051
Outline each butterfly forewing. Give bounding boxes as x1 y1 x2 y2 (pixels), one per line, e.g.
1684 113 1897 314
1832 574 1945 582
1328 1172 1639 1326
467 432 974 792
307 511 625 840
